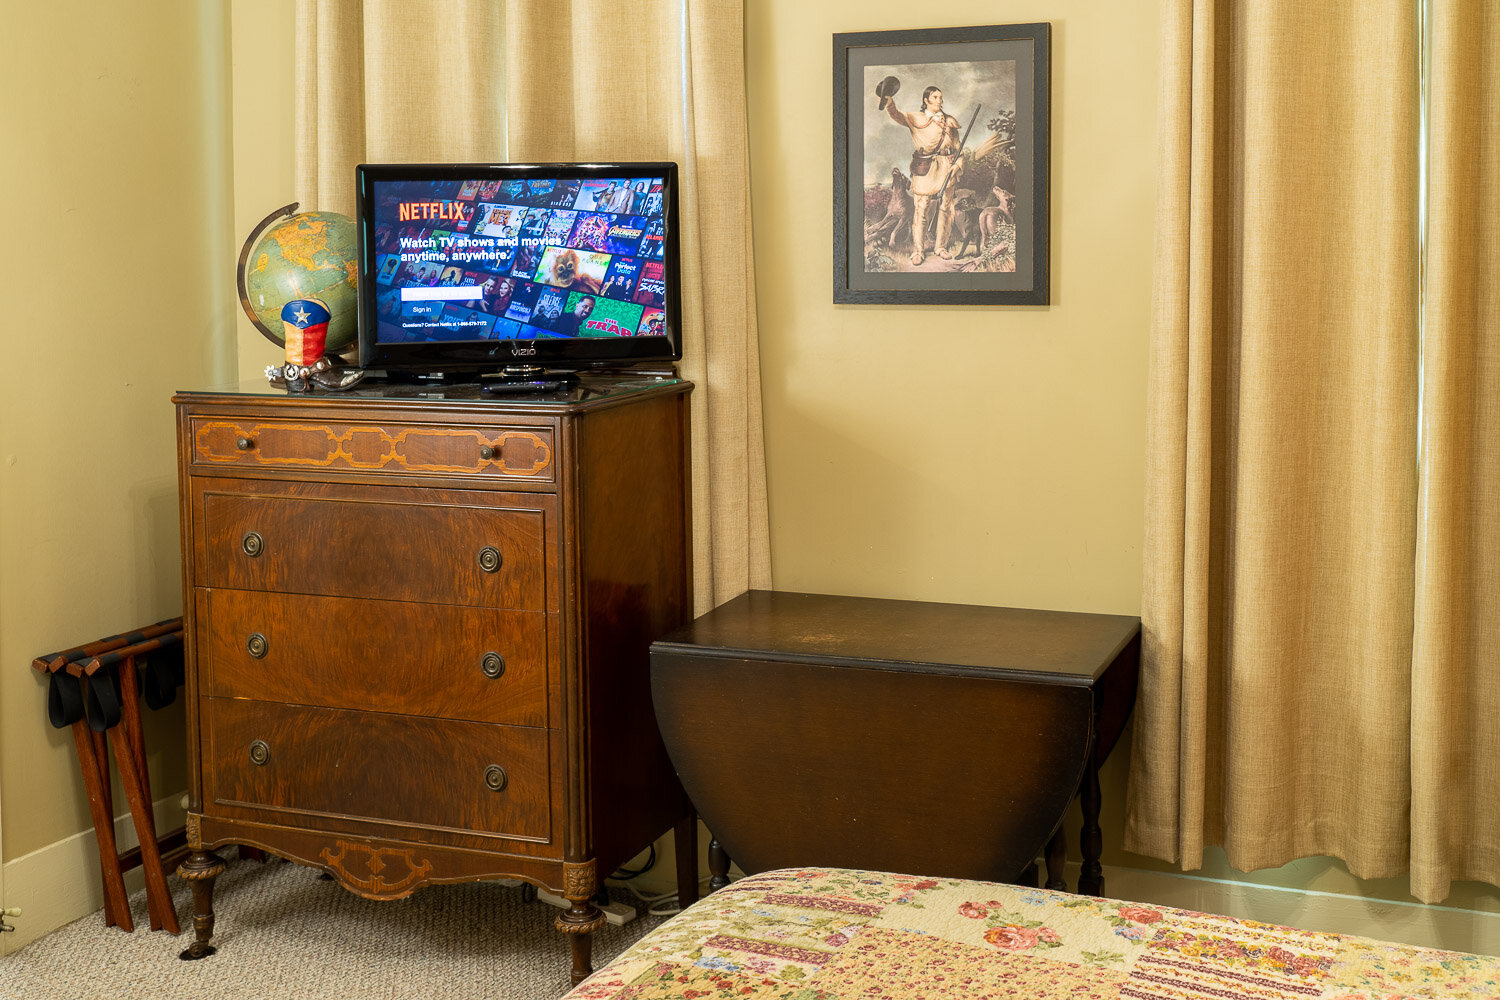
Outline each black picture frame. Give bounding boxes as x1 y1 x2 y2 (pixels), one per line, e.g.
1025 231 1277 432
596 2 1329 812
833 23 1051 305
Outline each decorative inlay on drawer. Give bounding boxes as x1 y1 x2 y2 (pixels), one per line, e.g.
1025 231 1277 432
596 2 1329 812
202 492 545 609
202 589 547 726
207 698 551 842
191 419 554 480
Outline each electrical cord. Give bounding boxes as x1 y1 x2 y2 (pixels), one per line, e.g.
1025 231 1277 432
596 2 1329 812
608 875 716 917
609 844 656 881
606 842 731 916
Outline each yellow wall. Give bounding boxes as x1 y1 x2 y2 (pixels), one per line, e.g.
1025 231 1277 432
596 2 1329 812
225 0 1157 656
744 0 1159 881
0 1 234 860
745 0 1500 941
757 0 1450 929
231 0 298 379
748 2 1152 615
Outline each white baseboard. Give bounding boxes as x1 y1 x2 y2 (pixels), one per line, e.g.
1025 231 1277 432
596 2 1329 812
621 839 1500 956
13 809 1487 959
1 790 187 955
1083 862 1500 956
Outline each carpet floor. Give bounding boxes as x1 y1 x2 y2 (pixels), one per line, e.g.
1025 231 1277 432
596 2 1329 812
0 857 670 1000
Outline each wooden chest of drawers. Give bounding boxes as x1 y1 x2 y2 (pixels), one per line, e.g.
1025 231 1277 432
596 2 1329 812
172 376 695 982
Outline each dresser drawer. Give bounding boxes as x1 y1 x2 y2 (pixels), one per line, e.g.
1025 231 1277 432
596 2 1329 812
207 698 550 841
201 590 547 726
202 491 544 609
189 416 554 482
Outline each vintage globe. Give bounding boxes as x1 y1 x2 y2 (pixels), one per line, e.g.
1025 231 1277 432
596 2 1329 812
238 208 359 353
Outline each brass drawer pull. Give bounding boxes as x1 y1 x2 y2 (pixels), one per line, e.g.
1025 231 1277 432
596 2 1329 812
477 546 502 573
249 740 271 766
242 531 264 557
246 633 269 659
236 436 254 451
479 444 497 461
480 652 506 679
484 764 508 792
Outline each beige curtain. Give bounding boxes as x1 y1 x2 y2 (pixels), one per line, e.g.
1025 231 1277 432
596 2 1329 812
1126 0 1427 887
1410 1 1500 902
1131 0 1500 903
294 0 771 612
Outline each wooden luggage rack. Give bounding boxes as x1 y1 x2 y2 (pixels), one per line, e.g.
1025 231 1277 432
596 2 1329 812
33 618 188 933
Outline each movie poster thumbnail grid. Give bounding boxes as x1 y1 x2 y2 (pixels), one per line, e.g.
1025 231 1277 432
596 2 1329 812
371 176 668 343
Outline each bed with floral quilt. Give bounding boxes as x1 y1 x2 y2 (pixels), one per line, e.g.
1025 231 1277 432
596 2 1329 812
564 867 1499 999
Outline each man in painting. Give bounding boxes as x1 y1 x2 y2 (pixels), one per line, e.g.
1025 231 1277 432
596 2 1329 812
883 84 963 265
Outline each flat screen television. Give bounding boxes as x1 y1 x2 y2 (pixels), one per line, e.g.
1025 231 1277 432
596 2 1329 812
355 161 681 379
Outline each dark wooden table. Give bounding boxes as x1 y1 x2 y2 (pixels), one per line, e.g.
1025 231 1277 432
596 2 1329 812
650 590 1140 895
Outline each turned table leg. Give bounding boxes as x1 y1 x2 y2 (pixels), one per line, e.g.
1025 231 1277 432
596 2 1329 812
1044 829 1068 891
707 837 731 893
674 815 699 909
177 849 226 960
1077 753 1105 896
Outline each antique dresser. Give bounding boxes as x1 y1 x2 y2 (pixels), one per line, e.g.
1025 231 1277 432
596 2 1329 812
171 374 696 983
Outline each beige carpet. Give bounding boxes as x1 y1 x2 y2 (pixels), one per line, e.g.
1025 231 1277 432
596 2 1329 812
0 858 671 1000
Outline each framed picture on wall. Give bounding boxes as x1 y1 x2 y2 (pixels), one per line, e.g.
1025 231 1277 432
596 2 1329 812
833 22 1051 305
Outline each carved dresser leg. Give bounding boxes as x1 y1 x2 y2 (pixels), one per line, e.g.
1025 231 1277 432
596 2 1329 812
177 849 226 960
556 861 607 986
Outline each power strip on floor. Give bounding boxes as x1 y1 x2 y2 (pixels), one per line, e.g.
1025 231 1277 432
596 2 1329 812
491 878 638 926
535 888 638 926
486 881 639 929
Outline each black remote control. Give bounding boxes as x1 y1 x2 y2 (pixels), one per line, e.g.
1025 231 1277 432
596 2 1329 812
480 379 567 395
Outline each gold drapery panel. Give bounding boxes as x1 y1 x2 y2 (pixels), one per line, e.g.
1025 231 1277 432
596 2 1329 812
1130 0 1500 903
293 0 771 611
1128 0 1432 892
1409 0 1500 903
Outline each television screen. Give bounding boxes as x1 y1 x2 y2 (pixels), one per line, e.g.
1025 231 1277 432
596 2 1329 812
356 162 680 376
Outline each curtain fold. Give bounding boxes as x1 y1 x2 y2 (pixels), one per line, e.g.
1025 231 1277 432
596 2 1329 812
293 0 771 612
1133 0 1500 903
1127 0 1427 886
293 0 365 215
1409 1 1500 903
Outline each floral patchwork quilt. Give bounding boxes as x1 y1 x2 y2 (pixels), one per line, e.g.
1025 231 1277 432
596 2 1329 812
565 867 1500 999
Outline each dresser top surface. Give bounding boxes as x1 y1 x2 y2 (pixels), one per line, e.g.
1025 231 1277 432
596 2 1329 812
652 590 1141 685
174 373 687 412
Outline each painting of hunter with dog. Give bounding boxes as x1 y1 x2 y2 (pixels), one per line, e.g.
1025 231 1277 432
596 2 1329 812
864 59 1016 272
834 23 1050 305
